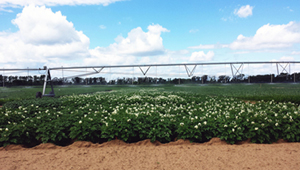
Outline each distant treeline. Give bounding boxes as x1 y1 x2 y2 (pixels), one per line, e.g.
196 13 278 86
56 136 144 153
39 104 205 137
0 73 300 86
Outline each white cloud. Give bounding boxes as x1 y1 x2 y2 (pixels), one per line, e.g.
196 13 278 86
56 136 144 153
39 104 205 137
279 56 295 61
189 29 199 33
234 5 253 18
0 7 13 12
229 21 300 50
84 24 170 66
221 16 233 22
0 0 122 10
0 5 174 71
1 5 230 79
189 44 215 49
291 51 300 55
286 6 293 12
189 51 214 62
85 49 137 66
189 44 228 49
190 22 300 53
97 24 169 56
0 5 90 67
233 51 250 54
12 5 80 45
221 17 227 22
99 25 106 29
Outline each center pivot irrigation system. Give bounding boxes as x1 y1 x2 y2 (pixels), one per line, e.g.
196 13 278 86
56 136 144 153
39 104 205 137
1 61 299 97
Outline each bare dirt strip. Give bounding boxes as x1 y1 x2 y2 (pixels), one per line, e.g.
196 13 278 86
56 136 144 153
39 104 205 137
1 138 300 170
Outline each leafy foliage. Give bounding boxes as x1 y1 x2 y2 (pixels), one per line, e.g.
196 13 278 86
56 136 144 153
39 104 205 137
1 87 300 147
3 98 62 109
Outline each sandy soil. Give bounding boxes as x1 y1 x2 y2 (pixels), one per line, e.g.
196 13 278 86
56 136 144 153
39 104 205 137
1 138 300 170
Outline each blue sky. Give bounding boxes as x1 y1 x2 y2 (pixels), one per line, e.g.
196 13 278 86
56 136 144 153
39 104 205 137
0 0 300 78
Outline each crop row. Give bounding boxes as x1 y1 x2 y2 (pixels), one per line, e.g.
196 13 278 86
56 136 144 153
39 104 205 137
0 88 300 147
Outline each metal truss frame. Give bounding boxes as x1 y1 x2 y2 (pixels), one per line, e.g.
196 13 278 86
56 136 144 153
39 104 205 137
276 63 290 75
1 61 299 97
230 63 244 78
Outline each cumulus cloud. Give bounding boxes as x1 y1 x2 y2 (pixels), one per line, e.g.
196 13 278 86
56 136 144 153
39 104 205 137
0 5 90 67
189 51 214 62
229 21 300 50
234 5 253 18
0 4 173 70
84 24 170 66
87 24 170 62
112 24 169 56
12 5 81 45
85 48 137 66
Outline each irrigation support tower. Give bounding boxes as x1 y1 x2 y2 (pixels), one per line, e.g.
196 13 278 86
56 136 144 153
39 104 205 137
0 61 299 97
